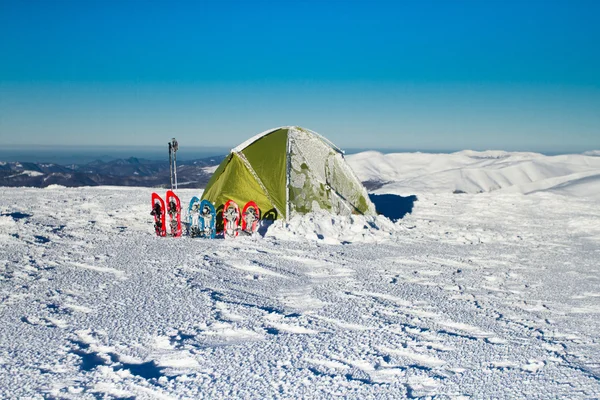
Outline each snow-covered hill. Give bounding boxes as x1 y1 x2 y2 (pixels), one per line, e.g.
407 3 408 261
348 150 600 199
1 185 599 398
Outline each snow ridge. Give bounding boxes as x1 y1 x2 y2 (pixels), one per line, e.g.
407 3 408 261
347 150 600 199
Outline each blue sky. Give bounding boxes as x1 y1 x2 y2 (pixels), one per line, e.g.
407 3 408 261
0 0 599 152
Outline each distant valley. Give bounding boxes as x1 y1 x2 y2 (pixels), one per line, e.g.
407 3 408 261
0 156 224 188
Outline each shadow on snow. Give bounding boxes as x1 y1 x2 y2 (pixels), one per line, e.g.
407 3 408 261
369 193 418 221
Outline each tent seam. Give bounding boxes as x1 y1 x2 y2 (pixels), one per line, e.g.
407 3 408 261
304 127 345 155
286 129 292 221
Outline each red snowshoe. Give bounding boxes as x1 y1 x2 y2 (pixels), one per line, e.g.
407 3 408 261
151 193 166 237
223 200 240 238
166 190 182 237
241 201 260 235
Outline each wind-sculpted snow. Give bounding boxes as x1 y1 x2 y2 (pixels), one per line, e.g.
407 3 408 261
1 186 599 398
348 150 600 199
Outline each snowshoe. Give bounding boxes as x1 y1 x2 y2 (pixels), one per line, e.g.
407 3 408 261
223 200 240 238
151 193 166 237
188 196 202 237
199 200 216 239
166 190 181 237
241 201 260 235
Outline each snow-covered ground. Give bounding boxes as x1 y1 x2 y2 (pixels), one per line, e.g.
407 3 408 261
1 151 600 398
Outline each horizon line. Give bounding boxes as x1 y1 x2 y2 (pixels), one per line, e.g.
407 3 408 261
0 144 598 157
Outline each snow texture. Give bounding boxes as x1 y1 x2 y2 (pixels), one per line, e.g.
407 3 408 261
1 151 600 399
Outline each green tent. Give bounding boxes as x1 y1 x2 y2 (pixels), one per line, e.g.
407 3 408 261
201 126 376 226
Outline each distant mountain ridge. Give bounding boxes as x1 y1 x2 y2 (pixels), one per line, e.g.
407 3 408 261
0 156 225 188
5 150 600 196
347 150 600 200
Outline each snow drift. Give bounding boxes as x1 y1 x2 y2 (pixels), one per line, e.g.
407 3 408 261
264 212 402 244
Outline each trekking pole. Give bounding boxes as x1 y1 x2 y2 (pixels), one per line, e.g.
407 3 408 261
172 138 179 190
168 142 173 190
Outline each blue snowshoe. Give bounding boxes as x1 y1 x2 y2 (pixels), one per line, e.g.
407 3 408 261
199 200 216 239
188 196 202 237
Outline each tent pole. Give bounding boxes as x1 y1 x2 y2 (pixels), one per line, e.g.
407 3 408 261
285 128 292 221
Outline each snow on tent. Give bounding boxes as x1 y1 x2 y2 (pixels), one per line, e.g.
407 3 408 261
201 126 376 228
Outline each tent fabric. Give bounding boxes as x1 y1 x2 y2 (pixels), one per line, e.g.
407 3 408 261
201 126 376 221
201 153 275 230
241 128 288 218
288 128 373 215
